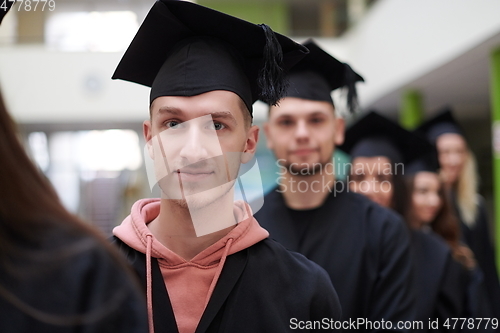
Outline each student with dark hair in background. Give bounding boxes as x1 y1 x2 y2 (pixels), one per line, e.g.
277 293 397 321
405 152 477 272
416 108 500 320
342 111 471 332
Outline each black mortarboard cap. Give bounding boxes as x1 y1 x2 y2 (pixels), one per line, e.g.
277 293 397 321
339 111 433 165
406 147 440 175
112 0 309 115
283 39 364 113
415 107 464 144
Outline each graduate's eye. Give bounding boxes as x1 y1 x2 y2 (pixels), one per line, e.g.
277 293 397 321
415 188 428 194
207 122 226 131
164 120 185 129
310 117 325 124
376 174 391 183
350 174 364 182
451 147 466 156
277 118 294 127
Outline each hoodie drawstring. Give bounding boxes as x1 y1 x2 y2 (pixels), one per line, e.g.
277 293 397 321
204 238 234 309
145 234 154 333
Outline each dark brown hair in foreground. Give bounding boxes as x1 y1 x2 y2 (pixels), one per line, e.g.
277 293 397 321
0 88 142 325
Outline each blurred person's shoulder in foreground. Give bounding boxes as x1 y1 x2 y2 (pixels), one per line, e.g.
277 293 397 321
0 86 148 332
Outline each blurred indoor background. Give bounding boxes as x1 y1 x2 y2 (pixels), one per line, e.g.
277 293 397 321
1 0 499 238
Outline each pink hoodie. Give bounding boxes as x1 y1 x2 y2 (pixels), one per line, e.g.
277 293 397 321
113 198 269 333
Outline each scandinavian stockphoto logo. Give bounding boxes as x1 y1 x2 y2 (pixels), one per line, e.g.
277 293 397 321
275 158 405 194
143 114 264 237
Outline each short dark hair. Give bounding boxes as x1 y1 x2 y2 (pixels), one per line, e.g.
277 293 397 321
238 97 252 129
267 101 337 117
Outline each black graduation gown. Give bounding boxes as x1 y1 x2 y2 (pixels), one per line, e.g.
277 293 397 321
112 236 342 333
0 226 148 333
452 193 500 319
410 230 469 332
254 185 416 332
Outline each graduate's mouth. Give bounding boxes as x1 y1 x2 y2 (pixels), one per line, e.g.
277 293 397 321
291 148 319 157
177 169 215 182
421 207 438 220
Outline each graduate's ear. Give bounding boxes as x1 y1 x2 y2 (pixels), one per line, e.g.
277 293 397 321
241 125 259 163
334 117 345 146
263 122 274 150
144 119 154 159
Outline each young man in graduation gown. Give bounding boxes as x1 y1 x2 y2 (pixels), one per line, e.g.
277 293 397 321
110 2 341 333
256 40 416 332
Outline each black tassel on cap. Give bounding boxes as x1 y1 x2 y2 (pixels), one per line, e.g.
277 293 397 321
257 24 287 106
343 63 361 114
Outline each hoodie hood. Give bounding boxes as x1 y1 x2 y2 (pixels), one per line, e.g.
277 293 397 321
113 198 268 333
113 198 268 265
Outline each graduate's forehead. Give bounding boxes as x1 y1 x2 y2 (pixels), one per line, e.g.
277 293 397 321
414 171 440 187
351 156 392 173
269 97 335 119
436 133 466 150
150 91 243 124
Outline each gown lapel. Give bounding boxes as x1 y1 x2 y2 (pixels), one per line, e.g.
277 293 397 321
130 253 179 333
195 249 248 333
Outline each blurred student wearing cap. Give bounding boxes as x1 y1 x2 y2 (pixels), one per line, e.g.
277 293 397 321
404 144 476 271
403 141 499 332
340 111 433 215
255 40 416 331
341 111 471 332
110 2 341 333
416 108 500 321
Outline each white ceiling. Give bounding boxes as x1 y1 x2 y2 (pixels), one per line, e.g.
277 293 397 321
368 31 500 120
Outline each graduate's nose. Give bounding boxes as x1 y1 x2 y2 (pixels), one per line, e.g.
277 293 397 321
179 126 210 164
428 192 440 207
363 177 383 198
448 152 461 166
363 179 377 194
294 120 310 140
